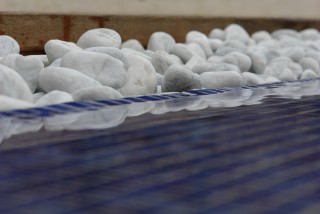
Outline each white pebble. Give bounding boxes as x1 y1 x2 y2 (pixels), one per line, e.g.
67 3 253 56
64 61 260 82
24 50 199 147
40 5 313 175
0 95 34 111
50 58 62 67
300 28 320 41
120 55 157 96
246 50 267 74
121 48 152 61
29 55 50 67
44 40 82 64
282 47 305 62
85 47 129 69
300 69 318 79
209 39 224 52
71 86 123 101
39 66 102 93
251 31 272 43
77 28 122 49
185 55 206 70
278 68 297 81
186 31 213 58
151 50 176 75
200 71 243 89
0 35 20 57
147 32 176 52
209 63 241 73
299 57 320 73
162 65 201 92
35 90 73 106
225 24 250 44
207 55 223 64
242 72 265 85
208 28 225 40
223 51 252 72
169 43 195 63
187 43 206 60
192 62 214 74
61 50 127 89
121 39 145 52
32 92 45 103
0 64 33 102
0 54 44 92
272 29 300 40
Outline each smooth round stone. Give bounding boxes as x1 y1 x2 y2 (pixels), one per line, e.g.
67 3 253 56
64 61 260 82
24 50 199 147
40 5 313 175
209 63 241 73
224 40 247 50
0 36 20 57
0 54 44 92
207 55 223 64
147 32 176 52
265 60 303 79
246 50 267 74
169 43 195 63
143 50 155 58
300 29 320 41
121 39 145 52
29 55 50 67
299 57 319 73
71 86 123 101
223 52 252 72
264 76 281 83
120 55 157 96
265 50 281 63
278 68 297 81
39 66 102 94
282 47 305 62
187 43 206 60
170 54 183 64
85 47 129 69
306 50 320 63
35 90 73 107
192 62 214 74
300 69 318 79
121 48 152 62
61 50 127 89
0 64 33 102
185 55 206 70
186 31 213 58
208 28 226 40
272 29 300 40
44 40 82 64
51 58 62 67
77 28 122 49
251 31 272 43
151 50 176 75
200 71 242 89
0 95 34 111
242 72 265 85
209 39 224 52
225 24 250 44
162 65 201 92
32 92 45 103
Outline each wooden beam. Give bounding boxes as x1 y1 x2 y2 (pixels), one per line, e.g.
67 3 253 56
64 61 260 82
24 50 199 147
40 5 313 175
0 14 319 54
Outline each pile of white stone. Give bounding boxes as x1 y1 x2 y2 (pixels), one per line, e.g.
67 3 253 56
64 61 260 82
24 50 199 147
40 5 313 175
0 24 320 111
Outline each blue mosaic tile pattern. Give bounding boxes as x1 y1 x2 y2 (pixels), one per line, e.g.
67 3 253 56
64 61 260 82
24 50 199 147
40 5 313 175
1 79 320 213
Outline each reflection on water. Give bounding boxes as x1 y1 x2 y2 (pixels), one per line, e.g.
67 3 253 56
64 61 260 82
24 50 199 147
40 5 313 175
1 80 320 143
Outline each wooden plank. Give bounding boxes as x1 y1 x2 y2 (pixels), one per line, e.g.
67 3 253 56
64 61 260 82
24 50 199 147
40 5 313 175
0 14 320 54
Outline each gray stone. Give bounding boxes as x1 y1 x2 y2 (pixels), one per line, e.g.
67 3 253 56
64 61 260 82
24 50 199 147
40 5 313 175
299 57 319 73
242 72 265 85
162 65 201 92
251 31 272 43
300 69 318 79
151 50 176 74
0 95 34 111
223 51 252 72
225 24 250 44
187 43 206 59
169 43 195 63
208 28 225 40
